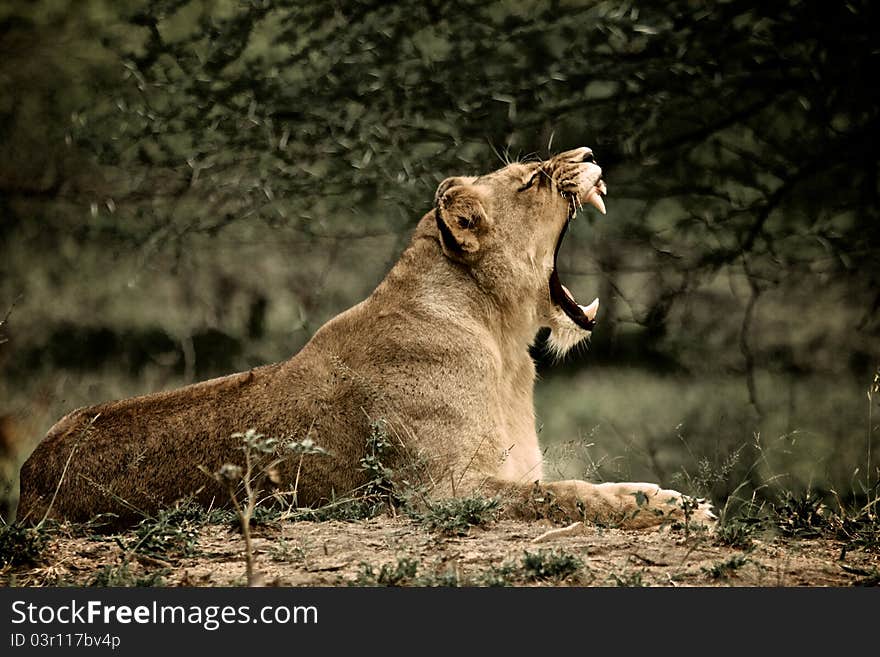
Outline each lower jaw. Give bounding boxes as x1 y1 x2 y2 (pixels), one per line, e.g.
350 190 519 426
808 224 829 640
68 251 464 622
548 270 596 332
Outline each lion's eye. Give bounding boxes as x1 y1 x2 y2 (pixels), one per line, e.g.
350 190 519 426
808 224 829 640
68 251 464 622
517 173 540 192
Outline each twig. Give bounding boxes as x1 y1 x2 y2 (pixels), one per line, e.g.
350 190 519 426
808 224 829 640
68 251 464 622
867 368 878 494
0 295 22 345
38 444 78 528
38 414 100 527
532 522 583 544
739 256 764 420
238 446 258 586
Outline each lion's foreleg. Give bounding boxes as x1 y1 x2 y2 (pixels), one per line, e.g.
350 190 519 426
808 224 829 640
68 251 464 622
485 478 715 530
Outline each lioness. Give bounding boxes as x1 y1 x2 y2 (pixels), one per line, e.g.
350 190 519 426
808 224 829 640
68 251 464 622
15 147 714 530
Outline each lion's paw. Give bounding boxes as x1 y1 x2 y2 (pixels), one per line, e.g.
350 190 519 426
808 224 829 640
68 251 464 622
690 497 717 526
595 481 717 530
657 489 717 531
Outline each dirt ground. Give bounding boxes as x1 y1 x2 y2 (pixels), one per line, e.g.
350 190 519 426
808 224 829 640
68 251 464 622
4 516 878 587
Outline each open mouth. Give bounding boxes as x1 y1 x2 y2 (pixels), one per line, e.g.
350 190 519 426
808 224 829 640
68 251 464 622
548 180 606 331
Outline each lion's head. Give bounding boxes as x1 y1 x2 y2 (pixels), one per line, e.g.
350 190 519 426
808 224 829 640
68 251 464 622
433 147 606 356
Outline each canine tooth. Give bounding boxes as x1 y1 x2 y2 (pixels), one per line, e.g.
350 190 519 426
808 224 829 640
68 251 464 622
585 189 606 214
597 180 607 195
579 297 599 321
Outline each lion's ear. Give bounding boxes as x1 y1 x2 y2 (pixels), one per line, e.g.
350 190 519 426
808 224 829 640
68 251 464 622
435 184 491 259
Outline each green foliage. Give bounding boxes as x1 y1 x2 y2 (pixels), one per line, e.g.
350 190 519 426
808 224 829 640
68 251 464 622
772 490 827 539
841 565 880 587
351 549 586 587
285 436 329 457
89 561 168 587
709 482 880 553
360 421 394 489
702 555 749 580
6 0 878 287
417 496 500 536
208 502 291 527
415 569 461 587
353 558 469 587
610 571 646 587
672 446 746 502
0 524 49 567
232 428 279 455
478 564 520 587
268 538 305 563
714 517 759 551
281 421 406 522
129 500 204 558
541 371 878 522
359 419 405 509
520 549 583 583
38 0 874 295
353 557 420 587
286 497 386 523
478 558 582 587
828 503 880 552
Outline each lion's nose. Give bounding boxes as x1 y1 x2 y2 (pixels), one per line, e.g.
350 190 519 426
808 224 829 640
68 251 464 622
554 147 597 165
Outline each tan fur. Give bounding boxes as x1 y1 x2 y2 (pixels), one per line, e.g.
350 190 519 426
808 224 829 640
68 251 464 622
15 148 714 529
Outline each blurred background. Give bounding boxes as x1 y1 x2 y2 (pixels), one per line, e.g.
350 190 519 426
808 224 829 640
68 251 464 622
1 0 878 509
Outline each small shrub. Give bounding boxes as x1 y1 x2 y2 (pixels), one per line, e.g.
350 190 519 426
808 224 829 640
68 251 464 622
714 517 759 550
353 557 419 586
702 554 749 580
249 504 285 527
208 503 286 529
841 565 880 587
672 445 745 501
130 501 204 558
268 539 305 563
479 564 519 587
827 492 880 551
773 490 827 538
610 570 646 587
205 508 236 525
414 569 460 587
289 496 387 522
89 562 168 587
360 420 405 508
0 524 48 567
286 420 408 524
520 549 583 582
418 496 500 536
